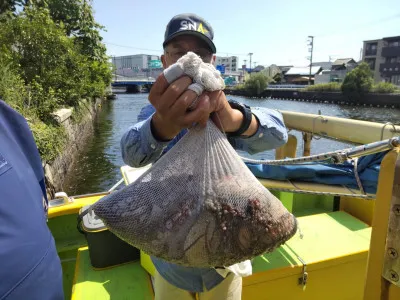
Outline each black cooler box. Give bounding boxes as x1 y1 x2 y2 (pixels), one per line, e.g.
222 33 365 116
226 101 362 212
77 205 140 269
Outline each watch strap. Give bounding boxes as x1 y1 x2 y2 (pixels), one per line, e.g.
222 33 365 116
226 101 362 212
227 100 252 137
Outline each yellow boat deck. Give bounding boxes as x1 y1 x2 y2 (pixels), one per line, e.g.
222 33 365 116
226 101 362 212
47 142 400 299
70 211 371 300
71 247 153 300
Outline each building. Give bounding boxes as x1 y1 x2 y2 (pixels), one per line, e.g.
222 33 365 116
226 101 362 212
284 66 322 84
263 65 280 77
250 65 265 73
362 36 400 85
111 54 162 79
312 61 332 71
214 56 239 72
112 54 160 70
314 58 357 84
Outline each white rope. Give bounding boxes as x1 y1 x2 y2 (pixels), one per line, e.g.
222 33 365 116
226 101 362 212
108 178 124 192
353 157 365 195
239 137 400 166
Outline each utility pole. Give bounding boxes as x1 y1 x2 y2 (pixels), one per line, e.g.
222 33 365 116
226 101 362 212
243 59 247 80
307 36 314 85
113 56 117 81
248 53 253 75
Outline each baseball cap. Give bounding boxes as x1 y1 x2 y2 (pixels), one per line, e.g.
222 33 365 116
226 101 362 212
163 13 217 53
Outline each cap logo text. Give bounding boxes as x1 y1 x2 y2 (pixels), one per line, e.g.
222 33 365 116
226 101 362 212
180 20 208 34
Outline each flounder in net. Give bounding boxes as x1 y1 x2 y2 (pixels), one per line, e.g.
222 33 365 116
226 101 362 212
91 53 298 268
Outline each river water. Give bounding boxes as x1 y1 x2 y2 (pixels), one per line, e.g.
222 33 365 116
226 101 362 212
63 94 400 195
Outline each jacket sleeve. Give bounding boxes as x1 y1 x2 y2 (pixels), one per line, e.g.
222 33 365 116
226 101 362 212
120 113 171 168
228 107 288 155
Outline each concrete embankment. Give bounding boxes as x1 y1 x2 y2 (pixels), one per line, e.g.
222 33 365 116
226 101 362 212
44 98 103 198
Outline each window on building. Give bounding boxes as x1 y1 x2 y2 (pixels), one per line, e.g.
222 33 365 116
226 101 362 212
390 75 400 85
364 58 376 69
388 40 400 47
386 57 398 63
365 43 378 55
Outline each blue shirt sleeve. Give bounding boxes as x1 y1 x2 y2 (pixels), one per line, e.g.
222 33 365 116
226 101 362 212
228 106 288 155
120 104 288 167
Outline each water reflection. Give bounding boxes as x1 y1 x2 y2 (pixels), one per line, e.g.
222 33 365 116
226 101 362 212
64 94 400 195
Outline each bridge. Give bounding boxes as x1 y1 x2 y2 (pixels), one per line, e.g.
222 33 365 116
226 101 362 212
111 75 156 93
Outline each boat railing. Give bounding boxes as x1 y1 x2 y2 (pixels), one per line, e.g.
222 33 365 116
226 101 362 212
363 147 400 299
279 110 400 145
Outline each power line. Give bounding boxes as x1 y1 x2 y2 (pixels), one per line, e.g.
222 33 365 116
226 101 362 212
104 41 249 57
104 41 162 53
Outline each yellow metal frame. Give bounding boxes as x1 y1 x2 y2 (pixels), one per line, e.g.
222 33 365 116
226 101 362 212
48 192 109 218
364 148 400 299
275 134 297 159
280 110 400 144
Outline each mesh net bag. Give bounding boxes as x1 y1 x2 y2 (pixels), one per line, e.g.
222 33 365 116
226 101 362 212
92 52 297 267
91 119 298 267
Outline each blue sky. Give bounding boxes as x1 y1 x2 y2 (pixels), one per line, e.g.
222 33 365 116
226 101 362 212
92 0 400 68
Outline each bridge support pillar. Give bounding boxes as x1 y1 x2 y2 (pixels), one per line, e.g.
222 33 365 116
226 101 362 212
126 85 141 93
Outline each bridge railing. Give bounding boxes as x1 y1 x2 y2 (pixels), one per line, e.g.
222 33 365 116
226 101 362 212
267 84 308 90
112 75 156 83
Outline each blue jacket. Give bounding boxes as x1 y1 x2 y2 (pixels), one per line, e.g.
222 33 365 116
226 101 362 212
0 100 64 299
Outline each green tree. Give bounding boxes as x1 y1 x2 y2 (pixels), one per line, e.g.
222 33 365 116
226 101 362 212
0 3 111 161
341 62 373 102
29 0 107 61
0 6 79 117
273 72 282 83
244 72 272 95
0 53 28 114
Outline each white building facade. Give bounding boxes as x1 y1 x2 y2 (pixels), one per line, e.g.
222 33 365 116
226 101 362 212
214 56 239 72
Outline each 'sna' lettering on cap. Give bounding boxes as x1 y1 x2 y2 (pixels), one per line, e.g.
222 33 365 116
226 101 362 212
163 13 217 53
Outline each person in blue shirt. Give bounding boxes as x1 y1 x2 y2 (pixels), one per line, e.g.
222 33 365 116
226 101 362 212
120 13 288 300
0 100 64 299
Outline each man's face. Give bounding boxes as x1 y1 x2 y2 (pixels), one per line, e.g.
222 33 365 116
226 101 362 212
162 35 215 68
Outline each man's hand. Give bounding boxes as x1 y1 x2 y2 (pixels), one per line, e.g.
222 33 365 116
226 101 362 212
148 73 259 141
148 74 212 140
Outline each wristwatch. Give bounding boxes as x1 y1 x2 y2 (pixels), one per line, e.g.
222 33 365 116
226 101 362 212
227 100 253 137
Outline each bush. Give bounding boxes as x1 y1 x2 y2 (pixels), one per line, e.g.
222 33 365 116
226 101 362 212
244 72 272 95
341 62 373 101
234 84 245 90
372 82 399 94
0 56 28 115
30 121 67 162
304 82 342 92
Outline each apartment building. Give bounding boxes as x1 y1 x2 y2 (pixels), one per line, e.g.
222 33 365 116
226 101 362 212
363 36 400 85
214 56 239 72
112 54 160 71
